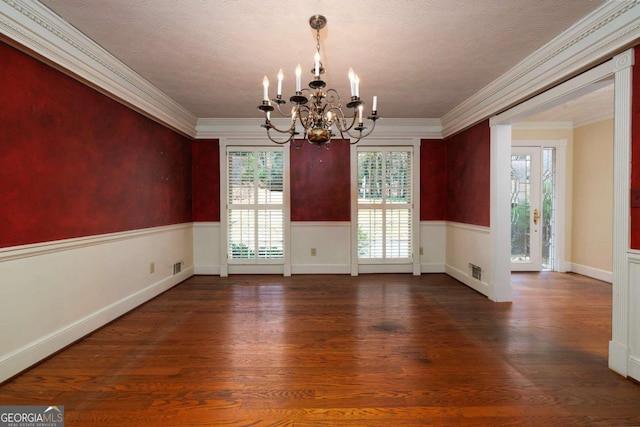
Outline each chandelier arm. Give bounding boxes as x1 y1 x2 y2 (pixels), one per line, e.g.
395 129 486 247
326 106 347 132
297 106 313 131
344 118 378 143
324 88 341 106
273 102 294 117
264 119 297 135
291 138 305 149
336 112 359 134
265 127 296 145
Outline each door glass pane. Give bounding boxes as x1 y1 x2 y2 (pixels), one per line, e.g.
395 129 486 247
256 152 283 204
257 209 283 258
358 209 383 258
511 155 531 262
228 209 255 259
385 209 411 258
229 152 255 205
542 148 556 271
385 152 411 204
358 152 383 204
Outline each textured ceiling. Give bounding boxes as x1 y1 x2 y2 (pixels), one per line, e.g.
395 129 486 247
41 0 605 120
521 82 614 126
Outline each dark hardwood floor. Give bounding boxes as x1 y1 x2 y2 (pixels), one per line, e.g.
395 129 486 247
1 273 639 426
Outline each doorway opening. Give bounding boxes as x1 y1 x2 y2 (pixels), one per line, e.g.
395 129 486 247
490 51 633 378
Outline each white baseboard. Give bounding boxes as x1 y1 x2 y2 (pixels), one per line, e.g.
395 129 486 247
194 265 220 275
421 263 445 273
0 267 192 383
569 262 612 283
608 340 629 377
291 264 351 275
445 264 490 297
628 355 640 382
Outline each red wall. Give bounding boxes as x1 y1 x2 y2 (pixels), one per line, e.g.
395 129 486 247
420 139 447 220
192 139 220 221
631 48 640 249
290 140 351 221
0 41 192 248
444 120 491 227
0 37 491 246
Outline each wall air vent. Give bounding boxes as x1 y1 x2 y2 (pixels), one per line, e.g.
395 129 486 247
173 261 183 275
469 263 482 281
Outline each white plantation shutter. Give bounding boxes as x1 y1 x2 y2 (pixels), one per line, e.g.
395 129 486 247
357 149 413 261
227 148 284 261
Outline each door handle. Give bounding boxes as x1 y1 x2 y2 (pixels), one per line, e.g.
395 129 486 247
533 208 540 225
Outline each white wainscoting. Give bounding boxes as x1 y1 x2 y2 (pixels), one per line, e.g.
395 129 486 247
420 221 446 273
445 221 491 296
193 221 449 275
193 222 221 275
628 251 640 382
0 224 194 383
291 222 351 274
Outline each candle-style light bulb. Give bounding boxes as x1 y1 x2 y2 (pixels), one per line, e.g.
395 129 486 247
372 96 378 112
295 64 302 92
314 52 320 77
327 111 333 123
263 76 269 101
277 69 283 97
348 68 355 97
354 75 360 98
358 104 363 124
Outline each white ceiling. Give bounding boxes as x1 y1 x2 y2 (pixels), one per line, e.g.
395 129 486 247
41 0 606 121
518 81 614 126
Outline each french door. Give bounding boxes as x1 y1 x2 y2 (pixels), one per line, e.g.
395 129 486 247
356 148 413 263
226 147 284 264
511 147 542 271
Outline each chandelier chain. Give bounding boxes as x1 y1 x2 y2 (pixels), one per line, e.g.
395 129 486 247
316 28 321 55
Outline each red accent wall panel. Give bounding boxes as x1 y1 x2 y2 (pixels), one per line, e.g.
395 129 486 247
290 141 351 221
631 47 640 249
445 120 491 227
420 139 447 220
0 41 192 248
192 139 220 222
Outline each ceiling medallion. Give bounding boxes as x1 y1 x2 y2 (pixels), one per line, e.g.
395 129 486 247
258 15 379 147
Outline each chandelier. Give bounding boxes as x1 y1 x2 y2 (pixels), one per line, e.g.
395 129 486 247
258 15 379 146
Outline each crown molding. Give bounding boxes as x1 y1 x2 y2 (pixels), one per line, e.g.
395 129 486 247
441 1 640 138
511 121 574 131
1 1 637 141
512 112 616 130
574 112 614 128
0 0 198 137
195 117 443 139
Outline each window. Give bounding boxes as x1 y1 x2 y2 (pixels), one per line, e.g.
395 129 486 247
227 148 284 262
357 148 413 261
